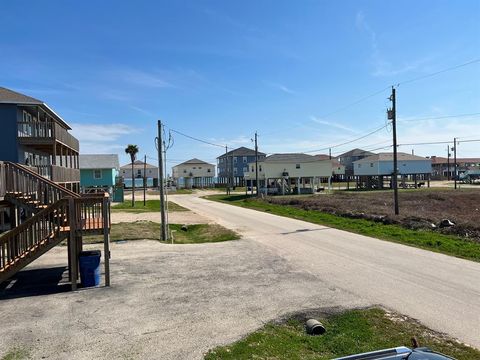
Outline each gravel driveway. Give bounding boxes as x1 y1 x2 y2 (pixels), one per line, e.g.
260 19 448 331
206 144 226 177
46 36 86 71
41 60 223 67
0 239 368 359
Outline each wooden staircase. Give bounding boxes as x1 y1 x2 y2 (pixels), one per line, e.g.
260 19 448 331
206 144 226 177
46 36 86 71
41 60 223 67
0 161 111 289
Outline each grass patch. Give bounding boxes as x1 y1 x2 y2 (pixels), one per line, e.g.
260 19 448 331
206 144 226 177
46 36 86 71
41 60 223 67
83 221 239 244
206 195 480 262
112 200 188 213
1 348 29 360
205 308 479 360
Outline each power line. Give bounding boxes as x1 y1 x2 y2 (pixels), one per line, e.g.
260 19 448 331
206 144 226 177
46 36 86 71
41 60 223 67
303 124 388 154
168 128 227 148
396 58 480 87
398 112 480 122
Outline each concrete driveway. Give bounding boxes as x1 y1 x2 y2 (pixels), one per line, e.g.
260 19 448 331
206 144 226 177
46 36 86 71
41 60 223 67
0 239 367 359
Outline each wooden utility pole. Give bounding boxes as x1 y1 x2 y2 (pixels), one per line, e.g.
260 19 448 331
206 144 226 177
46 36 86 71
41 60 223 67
225 145 229 195
143 155 147 206
388 86 399 215
255 132 259 197
158 120 167 241
453 137 457 189
447 145 451 181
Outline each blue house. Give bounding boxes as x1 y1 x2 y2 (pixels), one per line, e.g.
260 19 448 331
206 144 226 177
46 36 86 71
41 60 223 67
217 146 266 186
79 154 122 200
0 87 80 192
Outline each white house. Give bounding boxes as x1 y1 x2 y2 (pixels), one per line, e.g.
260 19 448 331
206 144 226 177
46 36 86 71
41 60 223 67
172 158 215 188
120 160 159 180
353 152 431 176
244 153 334 194
353 152 432 189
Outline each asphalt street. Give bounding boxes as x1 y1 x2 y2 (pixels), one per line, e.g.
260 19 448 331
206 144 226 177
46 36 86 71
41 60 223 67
171 194 480 349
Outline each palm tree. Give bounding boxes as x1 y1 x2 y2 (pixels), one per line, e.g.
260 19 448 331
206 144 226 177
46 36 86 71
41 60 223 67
125 144 139 207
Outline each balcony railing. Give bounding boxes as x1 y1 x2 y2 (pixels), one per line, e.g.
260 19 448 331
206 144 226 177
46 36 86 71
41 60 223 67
35 165 80 183
17 121 79 151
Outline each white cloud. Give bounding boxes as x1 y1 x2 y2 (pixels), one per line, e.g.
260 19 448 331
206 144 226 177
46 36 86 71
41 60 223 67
310 116 358 133
122 69 172 88
355 11 433 78
70 123 138 142
265 81 295 94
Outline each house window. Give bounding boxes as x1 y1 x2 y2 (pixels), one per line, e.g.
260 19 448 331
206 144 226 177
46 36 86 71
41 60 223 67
199 166 202 169
137 169 141 176
193 167 196 169
370 163 374 167
296 164 301 169
93 169 102 179
358 164 362 168
207 168 211 173
243 167 248 173
251 166 254 172
243 156 247 163
233 157 237 164
259 165 262 171
234 168 237 174
149 170 152 173
183 169 187 173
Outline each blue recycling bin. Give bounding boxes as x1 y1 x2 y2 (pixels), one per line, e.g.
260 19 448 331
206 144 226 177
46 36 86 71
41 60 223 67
79 250 101 287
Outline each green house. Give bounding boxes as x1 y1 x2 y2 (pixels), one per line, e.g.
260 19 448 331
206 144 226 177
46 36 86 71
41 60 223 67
79 154 122 201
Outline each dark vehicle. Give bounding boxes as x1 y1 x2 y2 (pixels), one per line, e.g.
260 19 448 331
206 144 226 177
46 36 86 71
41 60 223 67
335 346 454 360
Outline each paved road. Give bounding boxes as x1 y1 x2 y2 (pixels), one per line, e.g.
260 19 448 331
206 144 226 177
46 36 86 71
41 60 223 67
171 194 480 349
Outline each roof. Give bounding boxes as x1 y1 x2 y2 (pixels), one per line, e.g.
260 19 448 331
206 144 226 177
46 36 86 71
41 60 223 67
314 154 331 160
120 160 158 169
175 158 214 166
80 154 119 169
355 152 431 163
0 86 72 129
338 148 375 158
0 87 43 104
264 153 325 163
217 146 266 158
429 156 480 165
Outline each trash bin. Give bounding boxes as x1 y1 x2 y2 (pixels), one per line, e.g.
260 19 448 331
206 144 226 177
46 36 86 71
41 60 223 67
79 250 101 287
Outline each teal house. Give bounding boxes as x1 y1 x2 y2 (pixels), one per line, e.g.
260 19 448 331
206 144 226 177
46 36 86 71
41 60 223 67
79 154 123 201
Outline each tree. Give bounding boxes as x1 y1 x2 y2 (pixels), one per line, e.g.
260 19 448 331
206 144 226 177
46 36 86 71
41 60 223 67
125 144 139 207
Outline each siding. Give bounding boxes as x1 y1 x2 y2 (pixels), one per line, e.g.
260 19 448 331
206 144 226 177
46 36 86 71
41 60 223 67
80 168 116 187
355 160 431 176
0 104 19 162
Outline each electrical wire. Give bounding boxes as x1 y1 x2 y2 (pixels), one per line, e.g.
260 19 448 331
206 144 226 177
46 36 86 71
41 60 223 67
396 58 480 87
398 112 480 122
302 124 388 154
169 128 227 148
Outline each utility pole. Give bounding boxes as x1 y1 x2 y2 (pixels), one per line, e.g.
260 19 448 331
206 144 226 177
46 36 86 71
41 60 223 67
255 132 259 197
231 150 235 190
453 137 457 189
157 120 167 241
329 148 331 160
143 155 147 206
388 86 399 215
447 145 451 181
225 145 229 195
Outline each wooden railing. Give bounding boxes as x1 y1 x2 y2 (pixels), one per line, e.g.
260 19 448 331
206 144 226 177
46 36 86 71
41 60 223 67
0 162 111 286
0 193 110 282
0 199 69 276
51 165 80 183
17 120 79 151
74 194 111 234
0 161 79 203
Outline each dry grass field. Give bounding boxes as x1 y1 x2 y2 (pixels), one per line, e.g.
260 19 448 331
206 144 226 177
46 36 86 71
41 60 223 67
266 189 480 242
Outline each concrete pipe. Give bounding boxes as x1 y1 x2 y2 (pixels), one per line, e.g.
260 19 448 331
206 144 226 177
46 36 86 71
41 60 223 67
305 319 326 335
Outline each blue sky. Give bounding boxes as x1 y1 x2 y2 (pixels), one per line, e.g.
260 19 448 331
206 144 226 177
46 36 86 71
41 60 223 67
1 1 479 171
